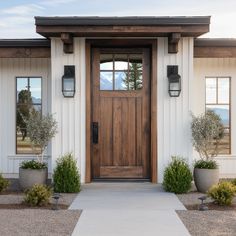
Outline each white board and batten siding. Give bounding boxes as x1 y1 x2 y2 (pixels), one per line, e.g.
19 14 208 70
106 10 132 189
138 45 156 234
0 58 51 178
157 37 194 182
50 38 86 182
194 58 236 178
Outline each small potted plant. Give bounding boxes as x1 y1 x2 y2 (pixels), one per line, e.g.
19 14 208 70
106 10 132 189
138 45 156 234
19 112 57 190
191 110 224 193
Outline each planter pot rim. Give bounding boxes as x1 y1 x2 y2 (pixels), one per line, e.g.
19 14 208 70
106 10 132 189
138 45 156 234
194 167 219 170
19 167 48 170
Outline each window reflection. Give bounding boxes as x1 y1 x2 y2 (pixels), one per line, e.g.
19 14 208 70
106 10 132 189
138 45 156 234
100 54 113 70
16 77 42 154
114 54 128 70
206 78 216 104
205 77 231 154
100 72 113 90
115 72 128 90
206 105 229 127
218 78 229 104
99 53 143 91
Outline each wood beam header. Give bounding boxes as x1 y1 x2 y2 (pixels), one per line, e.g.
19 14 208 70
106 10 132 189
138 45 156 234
35 16 210 38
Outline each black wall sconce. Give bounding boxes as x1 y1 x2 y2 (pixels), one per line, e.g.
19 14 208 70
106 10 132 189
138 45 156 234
62 65 75 97
167 65 181 97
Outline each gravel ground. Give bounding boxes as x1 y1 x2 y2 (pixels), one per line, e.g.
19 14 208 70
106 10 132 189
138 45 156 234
177 192 236 236
177 210 236 236
0 193 80 235
177 192 213 206
0 209 81 236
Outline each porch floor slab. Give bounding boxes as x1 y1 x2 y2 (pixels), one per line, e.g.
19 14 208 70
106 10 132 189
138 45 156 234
70 183 190 236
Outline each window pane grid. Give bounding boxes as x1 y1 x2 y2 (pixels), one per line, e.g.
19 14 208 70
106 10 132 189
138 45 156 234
205 77 231 154
100 53 143 91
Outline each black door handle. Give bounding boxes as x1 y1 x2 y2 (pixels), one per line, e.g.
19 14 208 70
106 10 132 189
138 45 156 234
92 122 99 144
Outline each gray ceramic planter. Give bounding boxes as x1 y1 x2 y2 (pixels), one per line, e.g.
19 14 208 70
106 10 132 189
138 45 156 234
19 167 48 190
194 168 219 193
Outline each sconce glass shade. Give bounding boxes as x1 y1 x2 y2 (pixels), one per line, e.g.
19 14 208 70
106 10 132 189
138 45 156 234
168 74 181 97
62 65 75 97
167 65 181 97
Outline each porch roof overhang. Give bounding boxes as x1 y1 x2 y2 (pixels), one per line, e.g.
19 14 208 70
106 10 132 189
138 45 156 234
0 39 50 58
194 38 236 58
35 16 210 38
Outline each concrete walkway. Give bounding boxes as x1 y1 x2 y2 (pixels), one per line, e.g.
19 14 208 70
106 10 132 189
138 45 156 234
70 183 190 236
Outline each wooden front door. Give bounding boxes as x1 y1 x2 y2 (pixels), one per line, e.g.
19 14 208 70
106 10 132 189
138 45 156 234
91 47 151 180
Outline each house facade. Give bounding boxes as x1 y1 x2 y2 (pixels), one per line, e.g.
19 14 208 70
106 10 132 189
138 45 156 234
0 16 235 183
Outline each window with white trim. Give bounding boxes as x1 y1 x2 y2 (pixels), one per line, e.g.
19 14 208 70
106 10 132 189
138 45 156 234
205 77 231 154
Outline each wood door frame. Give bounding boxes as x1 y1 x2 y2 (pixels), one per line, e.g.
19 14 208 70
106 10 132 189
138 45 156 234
85 39 157 183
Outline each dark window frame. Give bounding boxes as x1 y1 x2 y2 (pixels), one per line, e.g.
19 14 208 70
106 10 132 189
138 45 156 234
205 76 231 155
15 76 42 155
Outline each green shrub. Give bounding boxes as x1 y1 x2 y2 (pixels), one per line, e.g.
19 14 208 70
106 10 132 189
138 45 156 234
163 156 193 194
194 159 218 169
208 182 236 206
20 160 47 169
24 184 52 206
53 153 81 193
0 174 9 193
231 179 236 186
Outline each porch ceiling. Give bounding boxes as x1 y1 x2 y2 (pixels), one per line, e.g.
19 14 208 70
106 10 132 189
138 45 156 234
35 16 210 38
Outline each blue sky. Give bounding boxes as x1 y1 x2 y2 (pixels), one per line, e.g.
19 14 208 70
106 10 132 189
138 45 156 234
0 0 236 38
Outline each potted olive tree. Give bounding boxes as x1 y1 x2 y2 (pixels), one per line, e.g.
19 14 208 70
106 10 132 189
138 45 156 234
19 112 57 190
191 110 224 193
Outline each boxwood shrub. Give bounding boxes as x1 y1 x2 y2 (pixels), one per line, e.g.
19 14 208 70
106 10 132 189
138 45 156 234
0 174 9 193
24 184 52 206
208 182 236 206
163 156 192 194
53 153 81 193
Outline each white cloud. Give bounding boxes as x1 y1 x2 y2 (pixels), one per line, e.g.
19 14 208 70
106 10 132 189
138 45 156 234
40 0 78 7
1 4 43 16
0 0 236 38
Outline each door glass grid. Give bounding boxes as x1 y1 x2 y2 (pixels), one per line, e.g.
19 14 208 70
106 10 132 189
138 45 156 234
100 53 143 90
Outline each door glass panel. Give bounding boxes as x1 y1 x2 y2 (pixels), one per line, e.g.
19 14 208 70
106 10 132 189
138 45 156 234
100 54 113 70
114 54 128 70
218 78 229 104
100 72 113 90
99 52 143 91
129 54 142 70
206 78 216 103
115 72 128 90
129 71 143 90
